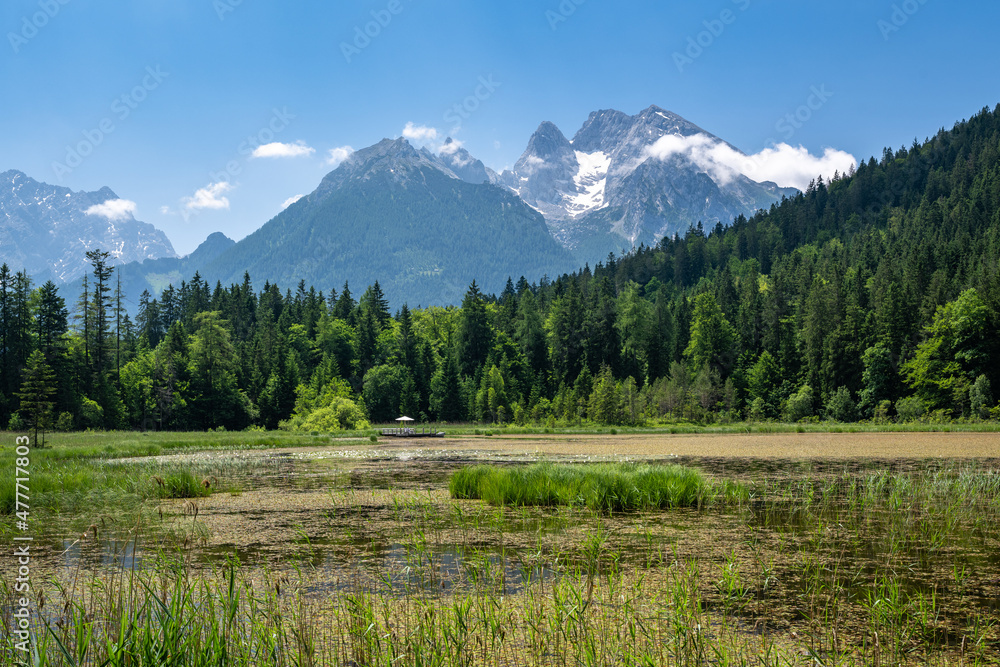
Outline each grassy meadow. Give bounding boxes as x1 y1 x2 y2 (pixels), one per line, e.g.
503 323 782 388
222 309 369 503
1 428 999 665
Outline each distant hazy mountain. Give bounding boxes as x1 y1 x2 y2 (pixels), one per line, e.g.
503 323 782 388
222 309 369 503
0 170 176 282
199 138 577 306
425 138 500 186
63 231 236 313
501 106 797 264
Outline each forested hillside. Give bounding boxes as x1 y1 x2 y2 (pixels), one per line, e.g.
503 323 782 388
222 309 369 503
198 138 579 308
2 106 999 434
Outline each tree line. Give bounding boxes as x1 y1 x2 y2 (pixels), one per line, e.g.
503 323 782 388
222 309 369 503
3 105 1000 440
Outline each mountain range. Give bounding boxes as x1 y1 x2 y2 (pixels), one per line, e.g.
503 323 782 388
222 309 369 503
3 106 801 307
0 170 176 283
501 106 796 258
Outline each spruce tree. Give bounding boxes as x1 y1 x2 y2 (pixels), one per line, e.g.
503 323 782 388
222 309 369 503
16 350 57 447
85 249 113 374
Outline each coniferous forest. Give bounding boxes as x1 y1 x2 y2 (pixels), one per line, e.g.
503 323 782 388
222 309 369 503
4 106 1000 437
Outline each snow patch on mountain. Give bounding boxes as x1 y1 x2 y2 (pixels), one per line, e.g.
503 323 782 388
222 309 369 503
567 150 610 216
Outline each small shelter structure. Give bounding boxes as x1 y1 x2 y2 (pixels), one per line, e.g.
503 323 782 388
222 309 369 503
380 416 445 438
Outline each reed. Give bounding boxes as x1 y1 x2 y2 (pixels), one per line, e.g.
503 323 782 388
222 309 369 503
449 462 741 512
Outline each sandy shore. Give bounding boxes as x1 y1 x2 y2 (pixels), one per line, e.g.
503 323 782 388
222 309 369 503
326 431 1000 460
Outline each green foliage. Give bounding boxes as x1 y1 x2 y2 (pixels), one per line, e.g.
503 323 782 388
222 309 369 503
969 375 993 420
859 344 897 417
55 411 74 431
684 293 737 375
430 352 464 422
80 397 104 429
16 349 56 446
903 289 994 412
895 396 927 422
7 412 25 431
362 364 406 423
874 400 893 424
748 352 782 419
783 384 814 423
283 379 369 432
157 471 213 499
825 386 857 422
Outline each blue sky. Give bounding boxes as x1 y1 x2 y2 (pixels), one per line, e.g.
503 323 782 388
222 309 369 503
2 0 998 255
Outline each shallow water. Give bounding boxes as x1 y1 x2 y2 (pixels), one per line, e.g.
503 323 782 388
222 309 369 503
13 445 1000 656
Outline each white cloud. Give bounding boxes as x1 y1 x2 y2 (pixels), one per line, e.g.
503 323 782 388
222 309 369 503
438 139 474 167
282 194 305 209
85 199 137 221
645 133 856 191
402 122 439 143
252 141 315 159
326 146 354 167
159 205 173 215
183 181 233 212
439 139 463 155
741 144 857 190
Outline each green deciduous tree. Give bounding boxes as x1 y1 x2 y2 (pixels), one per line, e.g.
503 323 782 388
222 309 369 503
684 293 737 378
903 289 994 412
825 386 857 422
970 375 993 420
362 364 406 424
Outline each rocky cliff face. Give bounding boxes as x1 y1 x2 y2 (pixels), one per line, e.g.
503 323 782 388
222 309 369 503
0 170 176 282
499 106 797 263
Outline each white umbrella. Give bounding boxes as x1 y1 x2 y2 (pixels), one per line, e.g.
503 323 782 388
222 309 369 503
395 416 415 422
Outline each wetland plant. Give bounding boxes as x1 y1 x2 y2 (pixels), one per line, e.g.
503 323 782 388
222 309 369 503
449 462 743 512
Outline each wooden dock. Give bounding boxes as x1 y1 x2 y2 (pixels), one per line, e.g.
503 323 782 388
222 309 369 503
379 427 445 438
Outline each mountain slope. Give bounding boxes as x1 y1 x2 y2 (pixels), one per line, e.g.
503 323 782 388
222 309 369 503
501 106 797 264
64 231 235 313
0 170 176 282
202 138 577 306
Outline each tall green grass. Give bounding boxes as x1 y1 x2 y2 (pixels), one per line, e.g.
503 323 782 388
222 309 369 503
0 462 212 516
450 463 743 511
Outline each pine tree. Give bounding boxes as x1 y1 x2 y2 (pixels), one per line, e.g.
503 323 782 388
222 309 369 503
16 350 57 447
363 281 391 330
431 350 464 422
0 264 13 420
86 249 113 375
457 281 492 376
333 281 356 323
114 274 125 383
